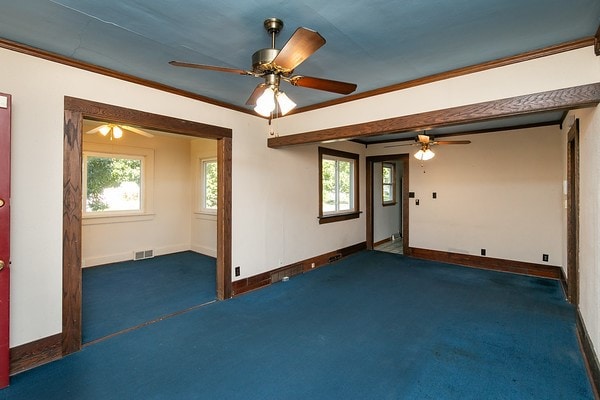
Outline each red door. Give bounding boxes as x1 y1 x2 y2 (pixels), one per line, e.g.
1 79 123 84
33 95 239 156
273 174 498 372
0 93 11 387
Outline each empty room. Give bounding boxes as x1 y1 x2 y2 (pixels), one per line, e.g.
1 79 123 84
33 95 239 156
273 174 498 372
0 1 599 399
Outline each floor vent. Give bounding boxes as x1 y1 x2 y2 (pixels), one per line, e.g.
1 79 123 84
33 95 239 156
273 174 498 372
271 263 303 283
133 249 154 261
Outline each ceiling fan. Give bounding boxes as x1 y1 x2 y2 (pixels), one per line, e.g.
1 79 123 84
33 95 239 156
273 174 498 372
169 17 357 117
385 134 471 160
86 124 154 140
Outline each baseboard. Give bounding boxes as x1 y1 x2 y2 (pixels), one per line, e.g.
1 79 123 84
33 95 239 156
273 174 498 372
409 247 563 280
232 242 367 296
10 333 62 375
576 309 600 399
190 244 217 258
83 243 192 267
373 237 391 247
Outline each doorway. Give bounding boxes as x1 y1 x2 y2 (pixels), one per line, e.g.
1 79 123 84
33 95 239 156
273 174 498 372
63 97 232 355
566 119 579 304
366 154 410 254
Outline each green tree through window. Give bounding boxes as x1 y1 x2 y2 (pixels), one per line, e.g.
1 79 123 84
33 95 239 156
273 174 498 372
203 159 218 210
85 154 142 212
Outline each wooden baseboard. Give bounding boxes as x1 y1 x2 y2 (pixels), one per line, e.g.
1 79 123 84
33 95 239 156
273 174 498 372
232 242 367 296
576 309 600 399
10 333 62 375
373 237 392 247
409 247 564 280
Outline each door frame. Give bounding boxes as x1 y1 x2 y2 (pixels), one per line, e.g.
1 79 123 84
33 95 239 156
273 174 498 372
0 92 12 388
566 118 579 304
63 97 233 355
366 154 410 254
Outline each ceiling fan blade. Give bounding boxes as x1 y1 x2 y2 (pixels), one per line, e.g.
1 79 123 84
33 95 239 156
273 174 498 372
245 84 267 106
384 143 419 148
122 125 154 138
288 75 357 95
272 27 326 72
85 124 109 134
169 61 251 76
433 140 472 145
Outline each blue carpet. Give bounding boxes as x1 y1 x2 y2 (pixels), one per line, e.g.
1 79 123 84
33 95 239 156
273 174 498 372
2 251 594 399
82 251 216 342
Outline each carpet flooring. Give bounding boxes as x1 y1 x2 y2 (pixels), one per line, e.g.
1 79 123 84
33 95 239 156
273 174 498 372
82 251 216 343
1 251 594 399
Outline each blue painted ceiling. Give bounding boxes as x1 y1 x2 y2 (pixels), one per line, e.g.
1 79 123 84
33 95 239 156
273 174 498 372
1 0 598 140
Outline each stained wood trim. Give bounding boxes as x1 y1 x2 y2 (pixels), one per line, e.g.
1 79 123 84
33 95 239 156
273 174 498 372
567 119 580 304
576 309 600 398
63 109 83 355
232 242 367 296
10 333 62 375
294 37 595 113
63 98 233 356
269 83 600 148
217 137 233 300
64 97 231 139
0 38 251 115
595 25 600 56
409 247 563 279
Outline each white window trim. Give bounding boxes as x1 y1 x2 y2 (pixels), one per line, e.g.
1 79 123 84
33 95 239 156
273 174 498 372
82 143 155 224
321 154 357 215
195 157 218 215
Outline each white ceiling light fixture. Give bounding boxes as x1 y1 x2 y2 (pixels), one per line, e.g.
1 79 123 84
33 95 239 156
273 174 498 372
414 147 435 161
86 124 154 140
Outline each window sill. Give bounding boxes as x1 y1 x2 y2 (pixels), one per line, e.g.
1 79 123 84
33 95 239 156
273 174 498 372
382 202 397 207
82 213 156 225
318 211 361 224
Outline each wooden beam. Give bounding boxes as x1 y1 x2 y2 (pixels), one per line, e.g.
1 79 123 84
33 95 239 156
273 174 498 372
595 25 600 56
268 82 600 148
64 97 232 139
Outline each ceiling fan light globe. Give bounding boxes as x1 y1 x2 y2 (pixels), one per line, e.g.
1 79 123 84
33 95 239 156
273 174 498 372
414 148 435 161
99 125 111 136
112 126 123 139
276 91 296 115
255 87 276 116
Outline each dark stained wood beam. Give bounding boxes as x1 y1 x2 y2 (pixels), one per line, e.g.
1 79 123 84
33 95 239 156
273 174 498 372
64 97 231 139
268 82 600 148
595 24 600 56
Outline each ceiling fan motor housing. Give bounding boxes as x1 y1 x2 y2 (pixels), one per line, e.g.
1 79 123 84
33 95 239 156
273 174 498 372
252 48 280 73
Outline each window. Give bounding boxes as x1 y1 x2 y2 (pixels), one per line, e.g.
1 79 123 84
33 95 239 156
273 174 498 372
83 152 144 214
201 159 218 212
382 162 396 205
319 147 360 224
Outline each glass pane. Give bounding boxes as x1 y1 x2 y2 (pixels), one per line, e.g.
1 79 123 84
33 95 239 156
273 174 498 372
322 159 337 212
86 156 141 212
204 161 218 209
383 184 393 203
382 165 392 184
338 160 351 211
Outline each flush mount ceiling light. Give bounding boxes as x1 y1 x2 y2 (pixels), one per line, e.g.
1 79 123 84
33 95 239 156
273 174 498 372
86 124 154 140
169 17 356 118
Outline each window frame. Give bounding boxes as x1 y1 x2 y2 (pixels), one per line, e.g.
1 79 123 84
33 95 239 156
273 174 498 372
382 162 397 206
200 158 218 214
82 143 154 223
318 147 360 224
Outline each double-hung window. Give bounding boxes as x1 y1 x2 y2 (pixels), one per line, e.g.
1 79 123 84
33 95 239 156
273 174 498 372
382 162 396 206
319 147 360 224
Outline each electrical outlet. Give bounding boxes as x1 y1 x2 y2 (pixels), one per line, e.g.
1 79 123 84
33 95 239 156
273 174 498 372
235 266 240 277
311 262 315 269
543 254 549 262
481 249 486 256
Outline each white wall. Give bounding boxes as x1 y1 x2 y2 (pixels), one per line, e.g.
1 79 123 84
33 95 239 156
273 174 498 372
566 107 600 362
373 161 402 243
